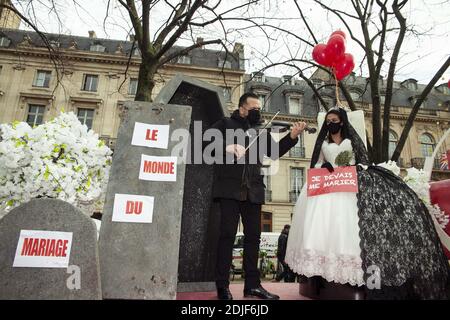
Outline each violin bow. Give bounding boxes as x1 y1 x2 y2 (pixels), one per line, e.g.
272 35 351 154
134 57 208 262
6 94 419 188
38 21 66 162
244 109 281 152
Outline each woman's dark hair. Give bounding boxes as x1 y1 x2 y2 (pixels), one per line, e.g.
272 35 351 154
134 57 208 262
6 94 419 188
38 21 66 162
326 109 350 143
310 107 369 168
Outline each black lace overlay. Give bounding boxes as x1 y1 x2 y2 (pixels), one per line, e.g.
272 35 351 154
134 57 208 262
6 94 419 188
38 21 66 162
356 165 450 299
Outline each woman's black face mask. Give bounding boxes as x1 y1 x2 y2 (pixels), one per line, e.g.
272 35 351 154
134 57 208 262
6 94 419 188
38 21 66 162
247 108 261 125
327 122 342 134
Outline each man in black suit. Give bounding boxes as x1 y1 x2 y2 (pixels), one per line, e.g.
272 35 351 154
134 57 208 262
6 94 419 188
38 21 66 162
206 92 306 300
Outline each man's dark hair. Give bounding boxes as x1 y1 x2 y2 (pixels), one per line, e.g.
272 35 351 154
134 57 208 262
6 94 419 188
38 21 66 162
239 92 259 107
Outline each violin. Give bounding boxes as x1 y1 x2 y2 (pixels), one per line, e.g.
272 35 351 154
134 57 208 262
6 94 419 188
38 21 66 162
245 110 316 153
252 119 317 134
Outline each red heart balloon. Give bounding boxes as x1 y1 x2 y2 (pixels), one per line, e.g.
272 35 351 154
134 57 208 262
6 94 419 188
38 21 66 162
448 79 450 88
326 34 346 63
331 30 346 40
312 43 334 67
332 53 355 80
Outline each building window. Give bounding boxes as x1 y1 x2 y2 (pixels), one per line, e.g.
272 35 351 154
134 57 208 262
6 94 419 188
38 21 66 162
222 87 231 102
408 81 417 91
49 40 60 48
177 55 191 64
0 36 11 47
258 94 267 110
82 74 99 92
263 173 271 202
348 73 356 82
282 75 294 85
290 167 304 202
318 103 327 113
128 78 138 95
412 98 427 109
132 47 141 56
26 105 45 127
261 212 272 232
252 72 264 82
349 91 360 101
288 96 302 115
440 86 449 94
380 94 386 105
218 59 232 69
90 44 105 52
320 96 333 112
290 136 305 158
420 133 435 157
388 130 398 159
263 173 270 189
311 78 324 89
33 70 51 88
77 108 95 130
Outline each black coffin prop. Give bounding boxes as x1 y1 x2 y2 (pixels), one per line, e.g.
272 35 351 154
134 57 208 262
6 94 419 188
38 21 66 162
155 74 230 292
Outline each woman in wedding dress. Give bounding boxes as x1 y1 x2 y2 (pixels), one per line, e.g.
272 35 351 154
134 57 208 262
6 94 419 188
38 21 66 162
285 107 450 299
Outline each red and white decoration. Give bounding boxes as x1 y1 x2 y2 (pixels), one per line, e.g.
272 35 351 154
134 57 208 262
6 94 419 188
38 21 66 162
139 155 177 182
112 193 155 224
131 122 170 149
307 166 358 197
13 230 73 268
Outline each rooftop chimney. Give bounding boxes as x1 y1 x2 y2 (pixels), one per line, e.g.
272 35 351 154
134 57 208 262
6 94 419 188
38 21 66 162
88 30 97 39
233 42 245 70
233 42 244 54
196 37 204 49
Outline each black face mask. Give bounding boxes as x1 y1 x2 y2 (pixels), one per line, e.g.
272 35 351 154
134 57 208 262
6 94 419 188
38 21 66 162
327 122 342 134
247 109 261 125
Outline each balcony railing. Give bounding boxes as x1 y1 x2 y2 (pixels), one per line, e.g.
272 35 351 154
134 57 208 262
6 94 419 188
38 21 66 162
411 157 441 170
289 147 305 158
289 190 300 203
411 157 425 169
434 158 441 170
265 190 272 202
418 109 438 116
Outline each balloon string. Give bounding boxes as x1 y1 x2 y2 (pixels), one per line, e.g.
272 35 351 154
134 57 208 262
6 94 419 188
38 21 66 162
333 69 343 107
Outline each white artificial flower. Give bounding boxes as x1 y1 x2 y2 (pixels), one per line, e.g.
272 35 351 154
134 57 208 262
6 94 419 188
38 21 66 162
375 161 449 230
0 112 112 215
377 160 401 176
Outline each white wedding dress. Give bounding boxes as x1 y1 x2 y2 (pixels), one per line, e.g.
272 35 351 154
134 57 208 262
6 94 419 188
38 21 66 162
285 138 365 286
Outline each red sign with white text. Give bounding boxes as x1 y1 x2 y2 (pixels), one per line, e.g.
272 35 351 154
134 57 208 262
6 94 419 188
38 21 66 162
307 166 358 197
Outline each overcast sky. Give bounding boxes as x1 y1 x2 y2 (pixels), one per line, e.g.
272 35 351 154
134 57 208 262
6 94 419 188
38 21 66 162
17 0 450 85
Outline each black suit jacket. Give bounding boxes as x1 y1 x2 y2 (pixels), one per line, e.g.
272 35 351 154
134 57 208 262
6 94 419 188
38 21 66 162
205 110 298 204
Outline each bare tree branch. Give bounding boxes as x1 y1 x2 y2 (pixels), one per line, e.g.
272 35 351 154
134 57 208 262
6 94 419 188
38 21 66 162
382 0 407 160
391 56 450 161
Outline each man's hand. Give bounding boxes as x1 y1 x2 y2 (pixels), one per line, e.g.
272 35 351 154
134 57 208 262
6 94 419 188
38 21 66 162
290 121 307 139
226 144 246 159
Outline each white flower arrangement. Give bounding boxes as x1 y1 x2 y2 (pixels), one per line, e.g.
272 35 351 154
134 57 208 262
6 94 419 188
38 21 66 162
376 160 401 177
0 111 112 216
377 160 449 229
